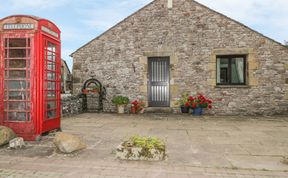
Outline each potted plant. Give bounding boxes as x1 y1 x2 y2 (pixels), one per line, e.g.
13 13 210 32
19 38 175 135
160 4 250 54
92 86 100 93
189 94 212 116
82 89 89 94
112 95 129 114
130 97 145 114
175 92 190 113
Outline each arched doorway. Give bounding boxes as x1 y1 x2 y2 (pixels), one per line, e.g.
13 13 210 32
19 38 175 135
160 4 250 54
81 78 106 112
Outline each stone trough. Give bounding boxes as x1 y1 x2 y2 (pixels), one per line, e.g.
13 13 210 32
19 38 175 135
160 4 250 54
116 144 166 161
116 136 166 161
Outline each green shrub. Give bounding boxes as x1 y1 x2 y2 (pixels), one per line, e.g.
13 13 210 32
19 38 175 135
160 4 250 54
112 95 129 105
124 135 165 151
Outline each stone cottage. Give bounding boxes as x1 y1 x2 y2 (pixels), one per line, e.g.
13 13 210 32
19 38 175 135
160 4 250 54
71 0 288 115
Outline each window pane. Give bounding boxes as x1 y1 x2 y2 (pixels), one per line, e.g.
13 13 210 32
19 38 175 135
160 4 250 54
231 57 244 84
47 101 56 109
9 49 26 58
5 39 8 47
217 58 229 84
47 61 56 70
47 91 56 98
47 82 56 90
47 110 56 119
27 112 31 121
8 38 26 47
5 81 29 89
7 112 26 121
47 72 56 80
47 51 56 61
5 49 8 58
6 59 27 68
47 42 56 52
7 102 29 110
6 91 29 100
6 70 26 79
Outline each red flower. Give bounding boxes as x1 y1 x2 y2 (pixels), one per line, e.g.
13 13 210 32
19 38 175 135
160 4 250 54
188 96 194 101
184 102 190 107
208 105 212 109
131 100 139 105
192 103 196 108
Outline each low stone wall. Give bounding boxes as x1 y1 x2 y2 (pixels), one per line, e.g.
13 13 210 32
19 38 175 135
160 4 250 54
61 94 83 117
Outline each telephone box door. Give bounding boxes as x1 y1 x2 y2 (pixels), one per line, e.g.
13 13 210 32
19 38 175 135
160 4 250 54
42 36 61 132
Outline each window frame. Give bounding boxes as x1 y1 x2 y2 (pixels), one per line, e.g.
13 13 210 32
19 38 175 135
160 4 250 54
216 55 247 85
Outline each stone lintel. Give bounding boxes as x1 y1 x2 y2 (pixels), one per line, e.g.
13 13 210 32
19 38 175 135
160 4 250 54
143 51 174 57
212 48 253 55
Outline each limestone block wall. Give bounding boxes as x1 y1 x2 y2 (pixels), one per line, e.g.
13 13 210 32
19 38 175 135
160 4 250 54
61 94 83 117
72 0 288 115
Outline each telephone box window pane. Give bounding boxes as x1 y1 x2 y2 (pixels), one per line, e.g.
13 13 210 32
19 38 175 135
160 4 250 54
8 91 28 100
4 92 8 100
47 110 56 119
47 82 56 90
47 72 56 80
47 42 56 52
6 70 26 79
9 49 26 58
47 61 56 70
6 59 27 68
27 50 31 58
47 101 56 109
27 113 30 121
47 91 56 98
5 39 8 47
48 54 56 61
5 49 8 58
8 38 26 47
8 102 28 110
6 81 28 89
7 112 26 121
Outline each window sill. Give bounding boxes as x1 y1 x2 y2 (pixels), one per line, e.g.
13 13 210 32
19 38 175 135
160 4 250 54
215 85 251 88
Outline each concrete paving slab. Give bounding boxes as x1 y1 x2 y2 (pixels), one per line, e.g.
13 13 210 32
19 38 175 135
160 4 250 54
0 113 288 177
226 155 288 171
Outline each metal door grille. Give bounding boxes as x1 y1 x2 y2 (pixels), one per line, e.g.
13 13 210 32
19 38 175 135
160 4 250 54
148 57 170 107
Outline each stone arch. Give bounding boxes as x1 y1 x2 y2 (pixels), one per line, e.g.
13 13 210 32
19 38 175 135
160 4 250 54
81 78 106 112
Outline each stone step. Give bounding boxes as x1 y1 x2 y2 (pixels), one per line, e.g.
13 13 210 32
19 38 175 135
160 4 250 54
145 107 173 113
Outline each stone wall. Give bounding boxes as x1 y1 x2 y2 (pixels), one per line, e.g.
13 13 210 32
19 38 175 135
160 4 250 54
61 94 83 117
72 0 288 115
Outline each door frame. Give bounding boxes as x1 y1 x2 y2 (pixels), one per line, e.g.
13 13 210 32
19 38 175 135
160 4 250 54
147 56 170 107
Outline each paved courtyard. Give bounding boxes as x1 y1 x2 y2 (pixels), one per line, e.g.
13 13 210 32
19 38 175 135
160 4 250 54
0 113 288 177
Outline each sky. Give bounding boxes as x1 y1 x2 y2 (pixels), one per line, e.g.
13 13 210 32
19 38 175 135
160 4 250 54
0 0 287 70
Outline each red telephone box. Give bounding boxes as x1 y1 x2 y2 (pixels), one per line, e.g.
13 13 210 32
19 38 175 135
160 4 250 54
0 15 61 140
